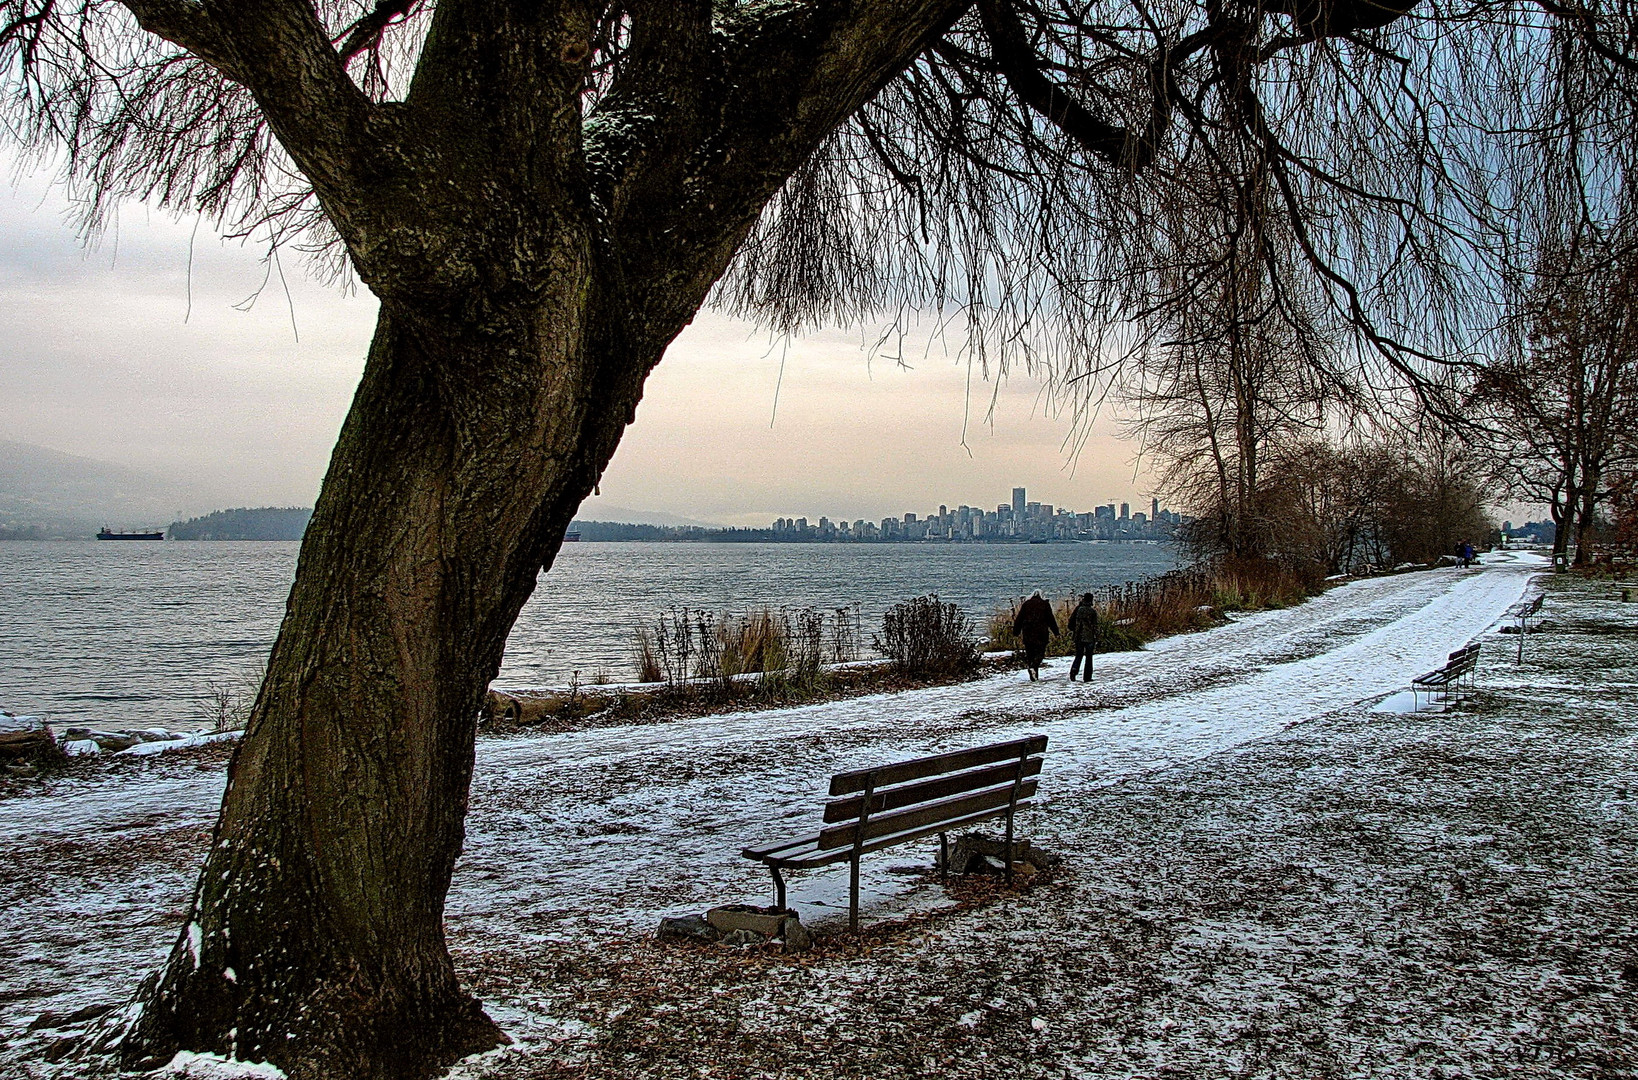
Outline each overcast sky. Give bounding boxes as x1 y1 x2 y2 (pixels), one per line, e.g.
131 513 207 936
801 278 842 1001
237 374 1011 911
0 162 1157 526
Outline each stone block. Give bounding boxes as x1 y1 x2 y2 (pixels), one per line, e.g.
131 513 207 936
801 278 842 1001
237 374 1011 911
705 904 789 937
780 916 813 953
656 914 720 942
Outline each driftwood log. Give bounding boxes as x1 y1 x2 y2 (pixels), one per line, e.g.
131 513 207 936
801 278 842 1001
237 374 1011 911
0 715 55 759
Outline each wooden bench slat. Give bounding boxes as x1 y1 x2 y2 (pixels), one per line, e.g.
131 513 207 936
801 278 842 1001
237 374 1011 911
827 735 1048 796
746 801 1040 869
818 779 1039 850
821 756 1043 824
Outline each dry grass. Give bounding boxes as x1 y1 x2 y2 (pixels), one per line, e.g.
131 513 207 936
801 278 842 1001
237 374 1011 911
987 557 1326 658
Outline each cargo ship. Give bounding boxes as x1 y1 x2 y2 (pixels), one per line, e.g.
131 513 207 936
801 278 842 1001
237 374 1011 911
97 528 164 540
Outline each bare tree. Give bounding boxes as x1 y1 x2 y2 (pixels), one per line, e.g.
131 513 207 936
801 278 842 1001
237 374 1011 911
1479 231 1638 566
3 0 1637 1077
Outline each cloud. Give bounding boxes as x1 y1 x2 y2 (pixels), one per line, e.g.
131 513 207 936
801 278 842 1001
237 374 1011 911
0 164 1154 522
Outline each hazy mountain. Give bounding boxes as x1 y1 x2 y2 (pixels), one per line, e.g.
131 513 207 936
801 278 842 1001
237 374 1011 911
169 507 313 540
0 439 193 533
0 439 728 536
571 502 725 528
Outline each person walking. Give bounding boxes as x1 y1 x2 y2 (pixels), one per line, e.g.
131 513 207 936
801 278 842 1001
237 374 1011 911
1067 592 1099 682
1013 590 1058 681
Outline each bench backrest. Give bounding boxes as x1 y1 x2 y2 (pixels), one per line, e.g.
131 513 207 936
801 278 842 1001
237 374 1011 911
1447 644 1479 675
818 735 1047 851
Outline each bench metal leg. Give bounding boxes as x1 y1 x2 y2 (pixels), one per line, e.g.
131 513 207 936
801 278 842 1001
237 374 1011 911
849 852 860 930
939 832 949 881
1004 808 1015 887
768 864 786 911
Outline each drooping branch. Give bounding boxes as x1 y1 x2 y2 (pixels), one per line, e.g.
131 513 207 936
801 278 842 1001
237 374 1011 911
118 0 382 234
977 0 1160 169
336 0 422 63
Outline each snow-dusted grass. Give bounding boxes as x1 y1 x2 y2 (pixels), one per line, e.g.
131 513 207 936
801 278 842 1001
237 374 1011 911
11 556 1630 1079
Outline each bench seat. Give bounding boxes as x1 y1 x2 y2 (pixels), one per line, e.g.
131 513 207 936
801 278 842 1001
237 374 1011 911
743 801 1038 869
741 735 1047 927
1411 644 1479 709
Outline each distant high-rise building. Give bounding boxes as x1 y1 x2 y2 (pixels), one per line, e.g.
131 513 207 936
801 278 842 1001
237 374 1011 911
1152 497 1160 521
1012 487 1026 518
1120 502 1130 520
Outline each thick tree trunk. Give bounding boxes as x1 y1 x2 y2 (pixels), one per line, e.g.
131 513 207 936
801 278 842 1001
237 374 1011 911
1573 468 1602 566
120 276 644 1078
1550 485 1576 569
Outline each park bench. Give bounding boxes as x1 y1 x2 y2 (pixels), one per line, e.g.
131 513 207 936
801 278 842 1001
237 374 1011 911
741 734 1048 929
1410 643 1480 711
1612 581 1638 602
1511 593 1545 662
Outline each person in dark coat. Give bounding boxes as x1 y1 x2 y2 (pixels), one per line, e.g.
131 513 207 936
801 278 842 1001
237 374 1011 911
1013 590 1058 681
1067 592 1099 682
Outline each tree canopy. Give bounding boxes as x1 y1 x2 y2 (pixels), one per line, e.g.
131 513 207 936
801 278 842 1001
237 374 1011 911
6 1 1638 1078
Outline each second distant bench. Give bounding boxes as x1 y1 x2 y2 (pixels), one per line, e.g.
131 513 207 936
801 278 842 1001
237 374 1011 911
1411 643 1480 710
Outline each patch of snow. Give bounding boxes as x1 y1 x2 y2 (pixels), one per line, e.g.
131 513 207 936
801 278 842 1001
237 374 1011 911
0 711 44 734
120 731 241 756
1369 690 1437 714
154 1050 285 1079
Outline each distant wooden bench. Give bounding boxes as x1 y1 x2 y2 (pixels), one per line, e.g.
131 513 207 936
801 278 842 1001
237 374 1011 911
1411 644 1480 710
1612 582 1638 602
742 735 1048 929
1511 594 1545 662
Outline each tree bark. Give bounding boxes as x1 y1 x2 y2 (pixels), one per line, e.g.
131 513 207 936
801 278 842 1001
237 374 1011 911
119 273 655 1077
1573 466 1602 566
1550 480 1576 569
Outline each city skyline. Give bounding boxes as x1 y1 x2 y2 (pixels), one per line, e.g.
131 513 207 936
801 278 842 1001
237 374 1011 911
763 485 1179 542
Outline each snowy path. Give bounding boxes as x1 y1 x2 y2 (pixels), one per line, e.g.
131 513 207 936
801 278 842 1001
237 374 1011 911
452 558 1538 936
0 557 1536 1056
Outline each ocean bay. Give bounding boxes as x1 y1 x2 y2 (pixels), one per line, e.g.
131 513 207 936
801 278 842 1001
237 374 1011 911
0 540 1179 727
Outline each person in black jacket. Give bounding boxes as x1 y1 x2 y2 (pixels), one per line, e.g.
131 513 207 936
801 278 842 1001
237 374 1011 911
1067 592 1099 682
1013 590 1058 681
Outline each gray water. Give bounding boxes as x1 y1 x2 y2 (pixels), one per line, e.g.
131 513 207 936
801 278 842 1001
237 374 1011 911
0 540 1178 728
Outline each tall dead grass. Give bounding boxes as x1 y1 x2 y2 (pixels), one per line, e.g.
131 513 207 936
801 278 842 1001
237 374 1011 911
629 605 864 702
986 557 1325 655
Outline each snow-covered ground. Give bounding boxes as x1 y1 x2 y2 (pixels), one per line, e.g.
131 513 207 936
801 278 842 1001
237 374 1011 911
10 555 1612 1078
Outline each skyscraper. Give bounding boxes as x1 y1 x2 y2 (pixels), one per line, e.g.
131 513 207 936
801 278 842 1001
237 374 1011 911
1012 487 1026 518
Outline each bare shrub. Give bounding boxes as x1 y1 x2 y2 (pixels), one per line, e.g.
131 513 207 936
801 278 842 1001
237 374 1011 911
195 668 261 732
875 595 980 677
830 604 863 664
